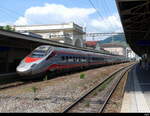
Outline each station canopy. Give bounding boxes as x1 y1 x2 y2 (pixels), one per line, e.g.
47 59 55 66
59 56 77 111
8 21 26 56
116 0 150 57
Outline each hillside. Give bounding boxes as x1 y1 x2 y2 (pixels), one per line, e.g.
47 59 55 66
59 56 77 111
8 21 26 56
100 34 128 47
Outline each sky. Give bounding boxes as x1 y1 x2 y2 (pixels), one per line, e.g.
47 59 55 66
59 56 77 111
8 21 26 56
0 0 123 35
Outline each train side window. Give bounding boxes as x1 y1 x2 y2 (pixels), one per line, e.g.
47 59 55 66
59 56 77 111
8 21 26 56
79 57 81 62
71 56 74 62
62 56 65 61
92 57 94 61
69 56 72 62
83 57 86 62
78 57 80 62
76 57 79 62
66 56 68 62
81 57 83 62
73 57 76 62
46 52 56 60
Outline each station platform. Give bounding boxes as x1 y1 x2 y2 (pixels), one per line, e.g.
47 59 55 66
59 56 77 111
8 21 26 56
121 63 150 112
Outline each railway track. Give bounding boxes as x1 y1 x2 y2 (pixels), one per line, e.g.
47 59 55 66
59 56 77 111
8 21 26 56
0 72 40 90
0 72 18 80
0 63 129 90
62 63 135 113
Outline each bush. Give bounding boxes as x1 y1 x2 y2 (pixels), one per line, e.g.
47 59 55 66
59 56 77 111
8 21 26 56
43 75 48 81
31 86 39 100
2 25 15 31
80 73 85 79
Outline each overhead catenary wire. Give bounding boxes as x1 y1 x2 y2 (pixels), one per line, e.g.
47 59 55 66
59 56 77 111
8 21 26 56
102 0 120 31
88 0 117 33
88 0 123 41
98 0 119 42
88 0 105 21
88 0 106 41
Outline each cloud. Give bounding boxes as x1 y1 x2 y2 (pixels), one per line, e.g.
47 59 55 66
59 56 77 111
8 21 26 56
14 3 123 33
90 14 123 32
15 17 28 25
14 3 96 26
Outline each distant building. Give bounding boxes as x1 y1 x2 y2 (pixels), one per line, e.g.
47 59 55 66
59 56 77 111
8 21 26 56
84 41 109 53
126 47 137 60
13 22 85 47
84 41 100 50
101 43 126 56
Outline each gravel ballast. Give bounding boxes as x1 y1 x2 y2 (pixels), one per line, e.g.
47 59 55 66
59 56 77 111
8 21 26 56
0 63 131 112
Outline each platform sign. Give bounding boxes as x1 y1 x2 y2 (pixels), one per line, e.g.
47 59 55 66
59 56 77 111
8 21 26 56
136 40 150 46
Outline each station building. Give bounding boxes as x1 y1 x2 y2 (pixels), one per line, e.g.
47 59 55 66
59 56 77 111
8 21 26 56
100 43 126 56
84 41 110 53
100 43 137 60
126 47 138 61
13 22 85 47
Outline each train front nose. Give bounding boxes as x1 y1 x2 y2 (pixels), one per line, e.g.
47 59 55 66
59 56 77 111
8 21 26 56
16 63 32 76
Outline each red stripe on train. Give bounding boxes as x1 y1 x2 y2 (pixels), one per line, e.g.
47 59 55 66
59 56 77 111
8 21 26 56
47 61 123 71
47 62 116 71
25 57 41 63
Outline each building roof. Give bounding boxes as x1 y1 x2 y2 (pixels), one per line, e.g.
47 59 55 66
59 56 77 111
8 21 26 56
116 0 150 57
13 22 85 33
84 41 98 47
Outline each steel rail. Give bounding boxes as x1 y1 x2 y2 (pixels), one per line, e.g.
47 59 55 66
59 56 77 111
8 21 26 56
0 72 18 80
0 63 133 90
98 64 133 113
0 72 39 90
62 63 135 113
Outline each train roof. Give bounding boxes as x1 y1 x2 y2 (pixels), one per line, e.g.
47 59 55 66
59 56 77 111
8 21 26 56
38 45 126 57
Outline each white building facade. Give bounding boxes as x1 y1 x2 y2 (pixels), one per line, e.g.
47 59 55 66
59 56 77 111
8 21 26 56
126 47 137 60
101 44 137 60
13 22 85 47
101 44 126 56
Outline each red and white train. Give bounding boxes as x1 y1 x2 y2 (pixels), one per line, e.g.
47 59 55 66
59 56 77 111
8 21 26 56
16 45 128 76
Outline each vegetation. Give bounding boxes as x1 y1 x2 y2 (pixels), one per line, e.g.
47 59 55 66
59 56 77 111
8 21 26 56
85 100 90 107
93 91 98 96
0 25 15 31
31 86 39 100
80 73 85 79
98 77 114 92
0 26 3 29
43 75 48 81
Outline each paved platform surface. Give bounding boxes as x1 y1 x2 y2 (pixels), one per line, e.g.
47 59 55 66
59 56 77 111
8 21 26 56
121 64 150 113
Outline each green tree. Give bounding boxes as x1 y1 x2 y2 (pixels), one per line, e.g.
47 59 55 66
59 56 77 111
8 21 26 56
0 26 3 29
1 25 15 31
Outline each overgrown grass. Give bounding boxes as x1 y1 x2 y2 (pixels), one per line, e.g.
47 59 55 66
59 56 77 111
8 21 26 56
98 77 114 92
85 100 90 107
80 73 85 79
31 86 39 100
93 91 98 96
43 75 48 81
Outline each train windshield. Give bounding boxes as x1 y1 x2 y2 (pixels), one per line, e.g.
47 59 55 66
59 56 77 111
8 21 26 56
30 46 51 58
